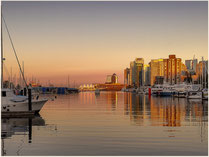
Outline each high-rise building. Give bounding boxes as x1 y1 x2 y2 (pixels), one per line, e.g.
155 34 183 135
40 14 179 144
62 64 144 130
130 61 135 86
111 73 118 84
185 60 192 70
181 63 187 72
129 58 144 88
150 59 164 86
163 55 181 84
106 75 112 84
124 68 130 86
192 59 198 73
105 73 118 84
181 62 188 82
196 60 208 88
185 59 198 73
144 64 150 86
134 58 144 88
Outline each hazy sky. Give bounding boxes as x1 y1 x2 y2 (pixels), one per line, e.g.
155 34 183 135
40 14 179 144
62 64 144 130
2 1 208 86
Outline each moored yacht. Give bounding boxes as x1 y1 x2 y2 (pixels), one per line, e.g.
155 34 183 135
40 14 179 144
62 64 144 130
173 83 194 98
186 84 202 99
151 83 174 96
156 88 173 96
186 91 202 99
1 88 48 113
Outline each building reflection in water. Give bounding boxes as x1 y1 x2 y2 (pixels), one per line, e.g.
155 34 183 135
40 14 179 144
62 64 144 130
104 92 118 111
79 92 118 111
124 93 208 127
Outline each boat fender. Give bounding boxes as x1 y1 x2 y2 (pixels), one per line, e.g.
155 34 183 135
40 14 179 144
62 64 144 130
36 95 39 100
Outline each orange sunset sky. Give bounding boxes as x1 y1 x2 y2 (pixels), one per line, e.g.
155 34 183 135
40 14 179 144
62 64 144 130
1 1 208 86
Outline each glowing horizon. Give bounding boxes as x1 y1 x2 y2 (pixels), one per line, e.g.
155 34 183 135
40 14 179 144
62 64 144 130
2 1 208 86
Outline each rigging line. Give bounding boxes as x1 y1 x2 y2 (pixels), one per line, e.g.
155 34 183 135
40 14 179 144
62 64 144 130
2 15 28 90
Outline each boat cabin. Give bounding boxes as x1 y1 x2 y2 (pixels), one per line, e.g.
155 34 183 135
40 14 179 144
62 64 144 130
1 88 15 98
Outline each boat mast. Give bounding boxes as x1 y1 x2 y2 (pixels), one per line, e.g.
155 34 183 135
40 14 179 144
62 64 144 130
67 75 69 88
1 4 3 88
10 66 12 88
204 58 207 89
2 15 28 90
201 57 203 89
22 61 24 87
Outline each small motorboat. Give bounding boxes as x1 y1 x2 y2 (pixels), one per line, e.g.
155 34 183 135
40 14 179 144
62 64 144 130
187 91 202 99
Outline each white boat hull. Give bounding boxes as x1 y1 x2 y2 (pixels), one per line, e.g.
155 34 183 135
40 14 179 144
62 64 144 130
2 99 48 113
187 92 202 99
173 92 187 98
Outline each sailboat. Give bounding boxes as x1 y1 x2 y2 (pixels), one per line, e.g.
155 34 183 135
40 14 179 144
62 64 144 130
1 9 48 115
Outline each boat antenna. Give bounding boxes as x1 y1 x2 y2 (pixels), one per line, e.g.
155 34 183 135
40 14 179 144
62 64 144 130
2 15 28 90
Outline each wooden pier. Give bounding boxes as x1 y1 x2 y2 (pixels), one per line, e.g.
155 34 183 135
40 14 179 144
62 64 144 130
2 111 36 118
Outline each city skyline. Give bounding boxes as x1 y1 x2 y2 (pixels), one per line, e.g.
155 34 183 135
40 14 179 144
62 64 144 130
2 1 208 86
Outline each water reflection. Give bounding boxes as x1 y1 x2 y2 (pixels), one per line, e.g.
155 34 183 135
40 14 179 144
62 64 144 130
1 92 207 156
101 92 118 111
124 93 208 127
79 92 118 111
2 115 45 139
1 115 45 156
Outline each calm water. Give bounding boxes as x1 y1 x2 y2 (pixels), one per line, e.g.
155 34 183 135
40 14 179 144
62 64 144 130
1 92 208 156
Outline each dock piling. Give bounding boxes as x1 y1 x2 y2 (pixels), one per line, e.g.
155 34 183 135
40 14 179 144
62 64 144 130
28 117 32 143
24 88 27 96
28 88 32 111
